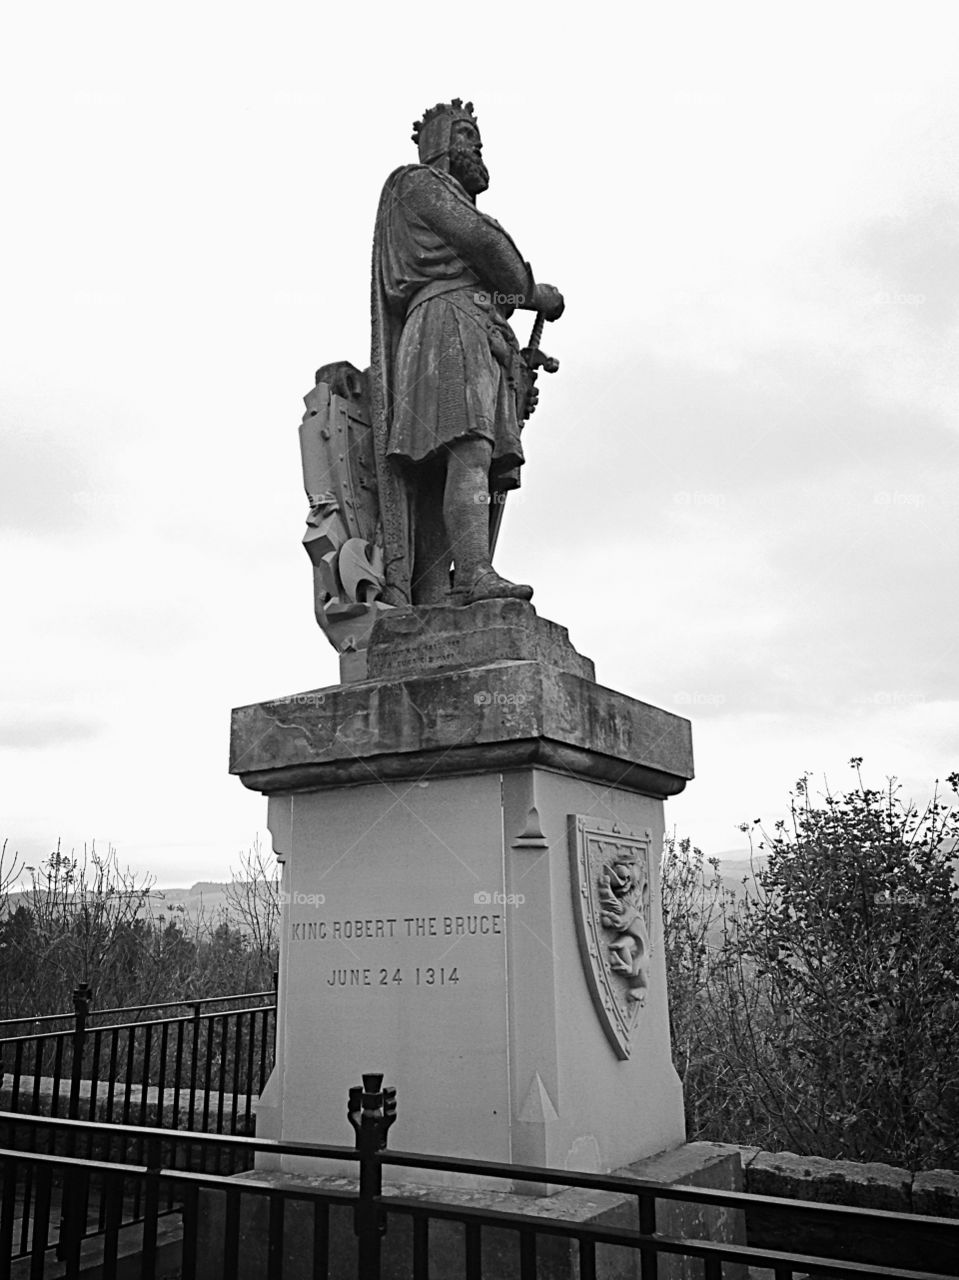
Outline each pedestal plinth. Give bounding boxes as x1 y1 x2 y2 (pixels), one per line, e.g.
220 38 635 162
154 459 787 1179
230 603 693 1185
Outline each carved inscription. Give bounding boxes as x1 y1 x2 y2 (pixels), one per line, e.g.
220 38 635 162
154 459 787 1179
370 639 461 678
290 912 504 990
326 966 460 986
290 914 502 942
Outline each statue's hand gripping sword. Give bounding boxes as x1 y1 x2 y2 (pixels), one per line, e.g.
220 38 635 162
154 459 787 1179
518 311 560 424
521 312 560 416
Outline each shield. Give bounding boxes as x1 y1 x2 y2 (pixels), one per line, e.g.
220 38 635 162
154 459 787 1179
300 374 379 546
299 374 392 653
568 815 652 1060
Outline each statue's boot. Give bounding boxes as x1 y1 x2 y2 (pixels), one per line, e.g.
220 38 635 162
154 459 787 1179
444 438 533 605
452 564 534 604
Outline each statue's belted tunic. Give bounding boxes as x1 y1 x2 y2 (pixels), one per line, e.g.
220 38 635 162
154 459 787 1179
372 164 532 482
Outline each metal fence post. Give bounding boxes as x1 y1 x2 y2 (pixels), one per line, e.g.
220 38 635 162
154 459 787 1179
348 1072 396 1280
57 980 92 1261
188 1001 201 1129
69 981 92 1120
272 969 279 1057
141 1135 162 1277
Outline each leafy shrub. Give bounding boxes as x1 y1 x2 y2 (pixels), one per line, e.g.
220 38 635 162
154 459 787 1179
662 761 959 1169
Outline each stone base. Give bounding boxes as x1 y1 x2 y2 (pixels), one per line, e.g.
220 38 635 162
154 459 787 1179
230 643 693 1191
255 764 686 1185
366 599 595 684
197 1142 746 1280
230 658 692 800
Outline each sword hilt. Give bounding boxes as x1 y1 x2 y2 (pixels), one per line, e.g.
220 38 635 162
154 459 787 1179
523 311 558 374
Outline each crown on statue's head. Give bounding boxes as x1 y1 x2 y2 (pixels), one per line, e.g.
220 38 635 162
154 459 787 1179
411 98 479 165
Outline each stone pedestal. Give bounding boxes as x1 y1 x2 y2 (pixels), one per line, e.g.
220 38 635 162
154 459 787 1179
230 602 693 1185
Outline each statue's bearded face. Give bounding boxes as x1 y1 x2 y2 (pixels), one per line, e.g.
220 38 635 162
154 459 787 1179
448 120 489 196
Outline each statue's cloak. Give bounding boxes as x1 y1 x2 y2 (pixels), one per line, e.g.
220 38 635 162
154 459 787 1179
370 164 531 605
370 166 415 605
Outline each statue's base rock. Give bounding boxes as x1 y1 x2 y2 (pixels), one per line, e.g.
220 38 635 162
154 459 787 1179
364 598 595 683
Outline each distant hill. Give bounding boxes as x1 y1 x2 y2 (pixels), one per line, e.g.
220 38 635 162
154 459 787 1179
3 880 239 922
147 882 234 920
714 855 767 898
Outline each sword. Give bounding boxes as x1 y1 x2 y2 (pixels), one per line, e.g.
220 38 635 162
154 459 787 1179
489 312 560 554
528 310 546 357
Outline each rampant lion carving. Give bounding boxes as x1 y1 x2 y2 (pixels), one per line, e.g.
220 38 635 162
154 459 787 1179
569 816 653 1058
597 856 651 1005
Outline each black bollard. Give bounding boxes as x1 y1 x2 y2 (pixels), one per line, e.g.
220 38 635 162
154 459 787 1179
348 1072 397 1279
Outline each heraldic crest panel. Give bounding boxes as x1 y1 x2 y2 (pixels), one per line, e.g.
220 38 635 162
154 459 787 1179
568 815 653 1059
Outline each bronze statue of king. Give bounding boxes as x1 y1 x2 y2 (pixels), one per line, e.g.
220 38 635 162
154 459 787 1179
300 100 564 656
369 99 564 607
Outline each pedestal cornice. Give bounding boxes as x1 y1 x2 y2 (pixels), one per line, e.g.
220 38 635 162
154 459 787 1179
230 661 693 799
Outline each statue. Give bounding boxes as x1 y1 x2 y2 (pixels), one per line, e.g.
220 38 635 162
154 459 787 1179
299 99 563 656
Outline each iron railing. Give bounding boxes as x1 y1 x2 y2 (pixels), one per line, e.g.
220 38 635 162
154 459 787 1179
0 984 276 1135
2 1075 957 1279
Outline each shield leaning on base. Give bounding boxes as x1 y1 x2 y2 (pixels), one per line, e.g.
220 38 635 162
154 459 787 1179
300 375 391 653
568 815 653 1060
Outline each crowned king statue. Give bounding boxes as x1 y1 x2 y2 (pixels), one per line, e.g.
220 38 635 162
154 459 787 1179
300 100 564 657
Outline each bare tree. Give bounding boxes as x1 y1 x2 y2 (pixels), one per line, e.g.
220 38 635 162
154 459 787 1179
8 842 154 1012
225 836 280 974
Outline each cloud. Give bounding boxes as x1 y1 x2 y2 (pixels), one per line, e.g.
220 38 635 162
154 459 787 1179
0 421 94 536
518 260 959 727
848 202 959 332
0 715 103 750
0 388 137 540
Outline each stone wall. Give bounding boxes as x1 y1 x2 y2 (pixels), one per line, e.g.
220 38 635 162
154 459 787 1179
0 1075 256 1134
734 1146 959 1275
736 1146 959 1216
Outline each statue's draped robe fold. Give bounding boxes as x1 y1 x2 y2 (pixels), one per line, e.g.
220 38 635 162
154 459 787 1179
370 164 534 604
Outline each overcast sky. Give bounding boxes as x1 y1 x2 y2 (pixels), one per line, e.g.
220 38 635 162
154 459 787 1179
2 2 957 886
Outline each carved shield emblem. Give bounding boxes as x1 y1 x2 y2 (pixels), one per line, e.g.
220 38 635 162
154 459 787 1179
300 383 391 652
568 815 652 1060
